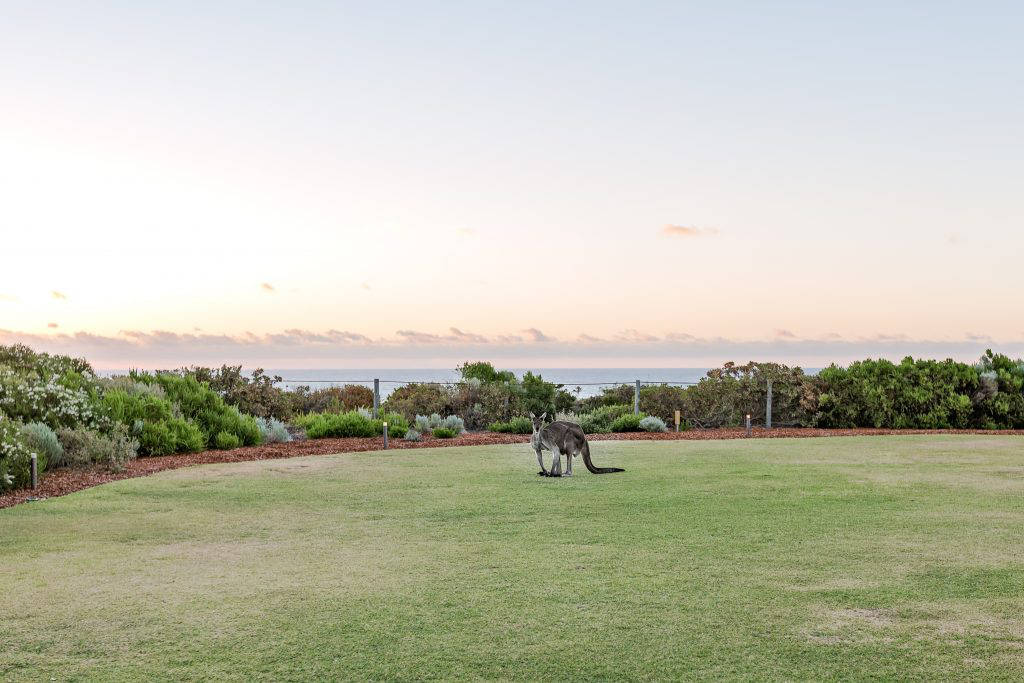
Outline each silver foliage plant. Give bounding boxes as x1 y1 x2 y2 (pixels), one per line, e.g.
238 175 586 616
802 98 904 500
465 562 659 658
256 417 292 444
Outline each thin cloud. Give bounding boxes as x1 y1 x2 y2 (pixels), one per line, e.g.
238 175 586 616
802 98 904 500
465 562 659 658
522 328 555 343
47 322 58 329
456 228 476 237
0 294 15 302
0 328 1021 369
661 224 719 238
361 282 371 291
775 329 797 339
260 283 275 293
448 327 489 344
51 290 68 300
614 329 660 343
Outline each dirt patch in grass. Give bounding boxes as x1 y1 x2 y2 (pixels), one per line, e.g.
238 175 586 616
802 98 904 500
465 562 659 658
3 427 1023 510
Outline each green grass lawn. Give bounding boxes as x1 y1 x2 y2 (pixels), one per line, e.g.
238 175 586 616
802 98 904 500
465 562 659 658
3 436 1024 681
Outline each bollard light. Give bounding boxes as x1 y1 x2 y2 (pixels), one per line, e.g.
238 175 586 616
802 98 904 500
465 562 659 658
382 421 389 449
30 454 38 490
745 414 752 437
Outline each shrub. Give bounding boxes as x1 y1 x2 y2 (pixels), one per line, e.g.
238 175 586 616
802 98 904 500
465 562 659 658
381 412 410 439
576 404 630 433
432 427 457 439
383 384 451 422
441 414 465 435
414 414 433 432
611 413 646 432
55 425 138 471
638 415 668 432
813 357 977 429
287 384 374 415
577 384 635 413
103 388 205 455
177 365 291 419
403 429 421 441
214 431 241 450
0 346 106 431
137 372 262 448
458 361 516 384
301 410 405 439
0 416 34 491
19 422 62 471
256 417 292 443
488 416 533 434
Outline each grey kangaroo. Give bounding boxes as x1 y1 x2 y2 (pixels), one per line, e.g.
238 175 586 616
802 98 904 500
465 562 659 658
530 412 625 476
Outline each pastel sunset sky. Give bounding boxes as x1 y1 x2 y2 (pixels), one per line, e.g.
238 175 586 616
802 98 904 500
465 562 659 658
2 2 1022 368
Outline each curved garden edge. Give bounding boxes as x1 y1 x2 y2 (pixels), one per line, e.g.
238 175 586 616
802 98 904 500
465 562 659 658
3 427 1023 510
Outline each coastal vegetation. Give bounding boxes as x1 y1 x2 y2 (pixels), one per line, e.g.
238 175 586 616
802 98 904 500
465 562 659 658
2 345 1023 493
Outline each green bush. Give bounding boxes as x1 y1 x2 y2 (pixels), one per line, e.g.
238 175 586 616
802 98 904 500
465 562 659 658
301 410 406 439
813 357 978 429
1 416 34 491
577 404 631 433
102 388 205 455
176 365 291 419
403 429 421 441
19 422 62 471
303 411 377 438
458 361 516 384
135 372 262 448
214 431 241 449
611 413 646 432
432 427 457 439
381 412 410 439
55 425 138 471
488 416 533 433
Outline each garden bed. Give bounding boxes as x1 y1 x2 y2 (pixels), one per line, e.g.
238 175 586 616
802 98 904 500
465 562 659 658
2 427 1023 510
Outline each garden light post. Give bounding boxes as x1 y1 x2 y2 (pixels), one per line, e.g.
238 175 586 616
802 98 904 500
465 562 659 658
745 414 751 437
382 421 388 449
674 410 681 432
30 454 37 490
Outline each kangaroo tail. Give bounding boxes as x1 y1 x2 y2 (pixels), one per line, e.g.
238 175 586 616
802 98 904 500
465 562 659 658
582 441 624 474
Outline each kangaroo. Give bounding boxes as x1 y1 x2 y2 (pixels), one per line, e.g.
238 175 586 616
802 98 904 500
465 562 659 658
530 412 625 476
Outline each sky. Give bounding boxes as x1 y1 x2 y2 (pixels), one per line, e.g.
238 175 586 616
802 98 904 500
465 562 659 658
1 1 1022 369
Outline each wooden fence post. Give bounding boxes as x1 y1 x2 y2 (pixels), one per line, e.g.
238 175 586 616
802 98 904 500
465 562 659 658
766 378 773 430
634 380 640 414
373 379 380 418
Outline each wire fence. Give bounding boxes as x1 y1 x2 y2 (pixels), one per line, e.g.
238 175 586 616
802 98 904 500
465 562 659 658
272 376 784 431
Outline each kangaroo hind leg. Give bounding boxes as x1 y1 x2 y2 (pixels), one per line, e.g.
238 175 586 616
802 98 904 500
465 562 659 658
536 448 548 476
550 447 562 477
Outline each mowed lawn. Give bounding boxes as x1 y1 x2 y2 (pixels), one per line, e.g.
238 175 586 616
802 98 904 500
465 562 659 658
3 437 1024 681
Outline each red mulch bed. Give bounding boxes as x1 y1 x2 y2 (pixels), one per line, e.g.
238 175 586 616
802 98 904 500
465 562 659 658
3 428 1023 510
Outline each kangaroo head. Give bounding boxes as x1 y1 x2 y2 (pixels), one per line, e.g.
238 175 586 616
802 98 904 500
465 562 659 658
529 411 547 433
